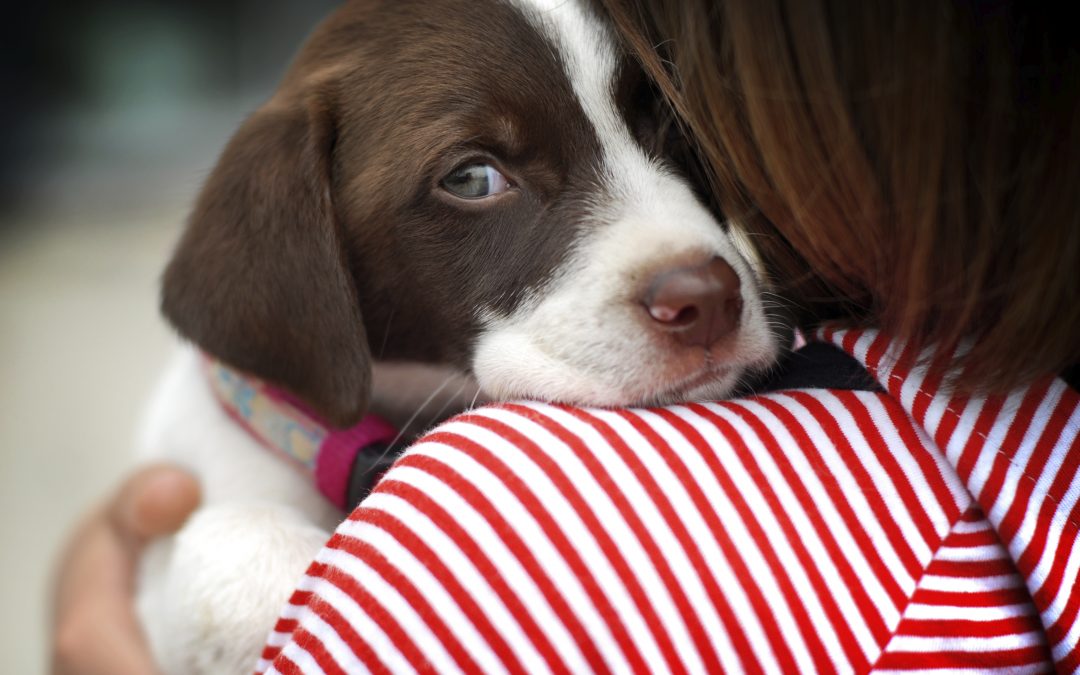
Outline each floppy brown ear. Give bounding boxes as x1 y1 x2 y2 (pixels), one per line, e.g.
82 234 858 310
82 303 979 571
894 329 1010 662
162 94 371 427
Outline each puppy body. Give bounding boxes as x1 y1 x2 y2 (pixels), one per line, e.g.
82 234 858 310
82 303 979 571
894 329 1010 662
137 0 787 672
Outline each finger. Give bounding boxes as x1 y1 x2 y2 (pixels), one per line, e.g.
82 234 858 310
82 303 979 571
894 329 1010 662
108 464 201 552
52 518 164 675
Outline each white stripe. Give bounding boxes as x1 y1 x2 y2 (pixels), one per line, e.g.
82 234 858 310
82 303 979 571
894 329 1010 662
534 405 708 675
895 346 931 418
276 641 327 675
336 520 513 675
952 519 994 534
917 573 1024 593
739 398 885 659
406 426 632 674
887 631 1047 653
919 342 968 437
457 409 676 675
276 597 310 620
902 602 1037 621
674 403 852 673
848 330 879 373
298 607 374 674
861 390 971 534
265 630 291 648
301 559 420 675
933 544 1008 561
255 657 272 674
911 342 967 438
943 396 990 465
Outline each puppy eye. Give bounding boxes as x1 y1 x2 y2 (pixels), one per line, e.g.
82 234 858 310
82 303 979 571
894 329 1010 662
441 164 511 199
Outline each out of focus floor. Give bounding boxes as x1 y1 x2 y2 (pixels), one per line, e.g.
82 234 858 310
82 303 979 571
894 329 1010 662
0 101 249 674
0 203 183 673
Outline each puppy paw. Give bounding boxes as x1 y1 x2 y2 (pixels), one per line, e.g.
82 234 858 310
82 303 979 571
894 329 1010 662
138 501 332 675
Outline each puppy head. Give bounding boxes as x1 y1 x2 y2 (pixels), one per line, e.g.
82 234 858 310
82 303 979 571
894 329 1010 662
163 0 787 427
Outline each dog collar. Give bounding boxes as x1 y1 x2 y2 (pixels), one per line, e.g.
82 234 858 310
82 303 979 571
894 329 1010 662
203 356 400 509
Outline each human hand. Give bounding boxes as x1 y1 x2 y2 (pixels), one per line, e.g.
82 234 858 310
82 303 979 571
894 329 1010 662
51 465 201 675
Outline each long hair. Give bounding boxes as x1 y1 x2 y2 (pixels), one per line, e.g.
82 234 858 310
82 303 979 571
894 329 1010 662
600 0 1079 391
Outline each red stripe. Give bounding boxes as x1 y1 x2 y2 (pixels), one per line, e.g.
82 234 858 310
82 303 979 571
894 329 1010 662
898 616 1046 638
944 529 996 548
498 405 692 675
418 423 635 674
840 329 862 366
911 586 1035 607
931 393 968 452
272 618 299 635
880 337 920 399
271 653 302 675
326 530 487 674
639 407 806 673
862 330 891 378
292 627 347 675
689 402 868 671
750 395 895 646
566 408 730 671
925 557 1020 578
287 590 313 607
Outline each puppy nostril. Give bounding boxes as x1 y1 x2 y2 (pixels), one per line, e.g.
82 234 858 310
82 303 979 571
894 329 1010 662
643 256 743 348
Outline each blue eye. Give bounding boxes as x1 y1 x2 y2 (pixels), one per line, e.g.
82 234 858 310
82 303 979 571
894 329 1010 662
441 164 511 199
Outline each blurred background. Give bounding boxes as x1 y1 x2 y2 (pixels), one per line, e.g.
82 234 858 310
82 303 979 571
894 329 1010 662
1 1 337 670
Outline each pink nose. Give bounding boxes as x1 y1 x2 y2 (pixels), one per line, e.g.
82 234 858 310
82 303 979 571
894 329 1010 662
643 257 743 348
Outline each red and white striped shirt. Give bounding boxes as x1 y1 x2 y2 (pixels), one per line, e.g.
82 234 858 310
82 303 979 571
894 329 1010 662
257 327 1080 674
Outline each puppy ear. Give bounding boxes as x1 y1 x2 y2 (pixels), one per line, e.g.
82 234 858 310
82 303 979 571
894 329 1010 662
162 94 371 427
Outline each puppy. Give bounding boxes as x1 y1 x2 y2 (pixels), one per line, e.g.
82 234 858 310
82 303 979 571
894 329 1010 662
135 0 787 672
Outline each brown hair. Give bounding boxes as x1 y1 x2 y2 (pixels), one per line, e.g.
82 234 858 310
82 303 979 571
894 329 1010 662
600 0 1079 390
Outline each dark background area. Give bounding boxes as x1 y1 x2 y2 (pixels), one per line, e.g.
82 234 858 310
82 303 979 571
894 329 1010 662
1 0 339 218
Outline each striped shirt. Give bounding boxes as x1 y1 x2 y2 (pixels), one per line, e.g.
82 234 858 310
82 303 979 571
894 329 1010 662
257 327 1080 674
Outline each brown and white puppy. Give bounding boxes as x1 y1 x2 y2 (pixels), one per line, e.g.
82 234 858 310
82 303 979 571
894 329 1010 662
136 0 787 672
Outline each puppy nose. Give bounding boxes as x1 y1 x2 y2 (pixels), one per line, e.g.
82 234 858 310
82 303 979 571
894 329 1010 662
643 257 743 348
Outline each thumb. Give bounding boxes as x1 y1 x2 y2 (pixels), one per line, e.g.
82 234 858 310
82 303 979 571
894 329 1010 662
108 464 201 552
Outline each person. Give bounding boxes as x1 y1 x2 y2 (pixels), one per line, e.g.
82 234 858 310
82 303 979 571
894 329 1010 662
52 0 1078 673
